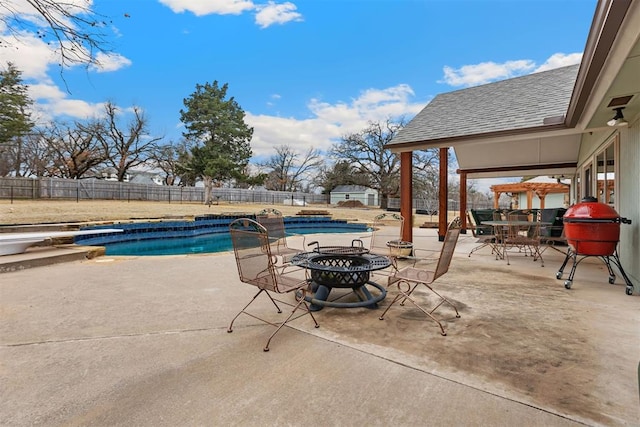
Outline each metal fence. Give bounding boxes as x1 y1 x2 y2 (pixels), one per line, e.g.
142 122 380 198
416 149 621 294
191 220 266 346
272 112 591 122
0 177 330 205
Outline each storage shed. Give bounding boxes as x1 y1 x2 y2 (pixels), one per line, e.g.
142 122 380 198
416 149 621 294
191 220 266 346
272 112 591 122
330 185 378 206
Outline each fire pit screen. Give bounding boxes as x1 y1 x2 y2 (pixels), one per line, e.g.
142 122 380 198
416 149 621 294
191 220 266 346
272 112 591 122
290 244 391 310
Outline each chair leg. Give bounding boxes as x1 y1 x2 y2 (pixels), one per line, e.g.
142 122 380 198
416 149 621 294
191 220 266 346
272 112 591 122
468 242 488 257
263 294 319 352
379 280 459 336
228 289 267 333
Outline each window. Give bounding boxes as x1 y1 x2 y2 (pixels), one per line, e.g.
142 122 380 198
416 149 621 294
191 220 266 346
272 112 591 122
583 163 593 198
579 134 618 207
596 143 616 205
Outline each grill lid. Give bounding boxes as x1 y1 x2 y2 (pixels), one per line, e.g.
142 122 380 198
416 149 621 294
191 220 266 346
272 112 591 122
563 197 631 224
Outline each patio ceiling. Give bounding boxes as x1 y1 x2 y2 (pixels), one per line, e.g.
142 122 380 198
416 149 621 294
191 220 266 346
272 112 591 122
452 132 581 179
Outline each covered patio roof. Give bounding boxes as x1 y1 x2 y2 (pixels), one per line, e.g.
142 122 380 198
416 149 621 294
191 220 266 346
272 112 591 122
383 0 640 240
385 0 640 180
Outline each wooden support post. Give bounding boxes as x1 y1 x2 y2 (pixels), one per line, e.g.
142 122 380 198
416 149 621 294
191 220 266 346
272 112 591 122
460 171 467 234
400 152 413 243
438 148 448 241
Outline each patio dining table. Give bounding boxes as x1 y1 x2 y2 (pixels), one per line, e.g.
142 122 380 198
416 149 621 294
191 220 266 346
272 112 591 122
290 243 391 311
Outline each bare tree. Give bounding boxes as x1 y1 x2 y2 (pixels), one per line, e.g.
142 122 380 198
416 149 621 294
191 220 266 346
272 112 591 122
85 102 162 182
150 141 184 186
315 160 371 194
0 0 118 70
331 119 405 209
258 145 322 192
34 121 106 178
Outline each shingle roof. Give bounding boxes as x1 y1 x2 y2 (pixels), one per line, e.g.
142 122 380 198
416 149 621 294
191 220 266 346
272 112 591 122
389 64 580 145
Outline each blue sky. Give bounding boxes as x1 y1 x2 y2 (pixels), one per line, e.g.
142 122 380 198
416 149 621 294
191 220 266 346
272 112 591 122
1 0 597 190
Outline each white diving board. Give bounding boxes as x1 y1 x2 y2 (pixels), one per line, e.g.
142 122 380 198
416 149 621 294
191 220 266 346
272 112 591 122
0 229 123 256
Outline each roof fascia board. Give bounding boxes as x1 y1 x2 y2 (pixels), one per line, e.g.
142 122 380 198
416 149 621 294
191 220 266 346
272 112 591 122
578 0 640 129
457 162 577 175
566 0 633 128
385 125 582 152
462 165 577 179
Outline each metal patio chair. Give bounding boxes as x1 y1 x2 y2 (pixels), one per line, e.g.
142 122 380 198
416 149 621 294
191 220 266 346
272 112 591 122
466 211 498 258
503 211 544 266
364 213 405 274
255 208 304 263
379 219 462 336
227 218 319 351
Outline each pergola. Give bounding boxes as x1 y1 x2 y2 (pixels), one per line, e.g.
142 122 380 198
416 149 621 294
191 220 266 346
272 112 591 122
490 182 570 210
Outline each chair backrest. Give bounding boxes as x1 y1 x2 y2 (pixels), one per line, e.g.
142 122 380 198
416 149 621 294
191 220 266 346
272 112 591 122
229 218 279 292
506 211 531 239
433 226 461 281
255 209 289 243
448 216 462 230
470 209 495 235
370 213 404 255
466 212 478 237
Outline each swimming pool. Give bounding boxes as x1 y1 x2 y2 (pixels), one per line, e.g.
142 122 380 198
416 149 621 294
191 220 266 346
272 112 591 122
75 215 369 256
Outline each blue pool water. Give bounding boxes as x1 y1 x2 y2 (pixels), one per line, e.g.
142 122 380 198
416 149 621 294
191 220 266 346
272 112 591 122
100 227 364 256
75 215 369 256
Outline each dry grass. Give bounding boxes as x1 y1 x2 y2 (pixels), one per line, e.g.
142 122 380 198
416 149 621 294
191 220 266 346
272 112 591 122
0 199 438 227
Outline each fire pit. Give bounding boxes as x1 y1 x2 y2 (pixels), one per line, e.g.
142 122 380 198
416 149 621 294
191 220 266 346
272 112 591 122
290 248 391 310
557 197 634 295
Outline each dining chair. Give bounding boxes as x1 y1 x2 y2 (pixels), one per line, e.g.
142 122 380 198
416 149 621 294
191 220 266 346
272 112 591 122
503 212 544 266
255 208 304 263
363 213 405 274
539 224 568 255
227 218 319 352
379 218 462 336
466 211 498 258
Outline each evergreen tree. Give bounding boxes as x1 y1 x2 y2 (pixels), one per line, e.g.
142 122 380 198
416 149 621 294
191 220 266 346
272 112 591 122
180 81 253 204
0 63 34 176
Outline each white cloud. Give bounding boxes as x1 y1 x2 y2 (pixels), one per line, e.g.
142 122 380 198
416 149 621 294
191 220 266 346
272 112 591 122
158 0 255 16
27 83 106 123
0 30 57 81
158 0 303 28
535 52 582 72
89 52 132 73
441 52 583 88
255 1 302 28
246 84 426 160
441 60 536 87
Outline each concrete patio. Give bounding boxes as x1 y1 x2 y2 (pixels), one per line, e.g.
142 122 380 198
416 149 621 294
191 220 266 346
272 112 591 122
1 229 638 426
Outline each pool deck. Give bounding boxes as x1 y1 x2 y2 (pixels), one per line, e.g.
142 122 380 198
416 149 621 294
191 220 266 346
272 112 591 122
1 229 639 426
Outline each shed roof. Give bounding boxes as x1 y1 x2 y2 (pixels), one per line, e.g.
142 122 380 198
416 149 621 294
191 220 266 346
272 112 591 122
331 185 372 193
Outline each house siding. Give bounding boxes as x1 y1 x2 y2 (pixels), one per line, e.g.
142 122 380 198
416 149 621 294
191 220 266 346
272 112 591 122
575 121 639 291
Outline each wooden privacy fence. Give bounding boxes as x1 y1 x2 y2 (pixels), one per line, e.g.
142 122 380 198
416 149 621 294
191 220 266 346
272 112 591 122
0 177 329 205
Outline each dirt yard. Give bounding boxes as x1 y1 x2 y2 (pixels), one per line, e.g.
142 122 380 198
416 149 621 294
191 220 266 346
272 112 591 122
0 199 443 227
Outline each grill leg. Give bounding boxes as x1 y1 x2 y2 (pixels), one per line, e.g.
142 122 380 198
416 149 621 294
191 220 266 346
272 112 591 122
556 249 572 280
563 250 579 289
609 251 635 295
